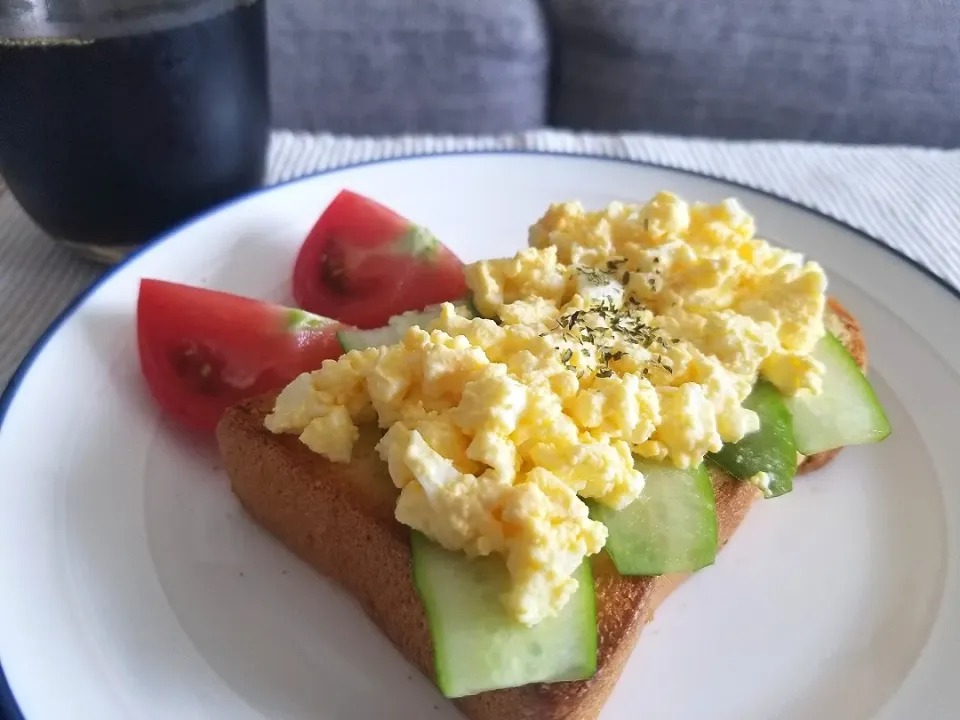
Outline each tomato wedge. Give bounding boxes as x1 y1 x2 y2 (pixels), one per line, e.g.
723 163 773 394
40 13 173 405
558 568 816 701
292 190 468 329
136 279 346 433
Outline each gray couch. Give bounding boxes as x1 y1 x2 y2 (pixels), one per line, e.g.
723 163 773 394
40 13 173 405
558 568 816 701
267 0 960 148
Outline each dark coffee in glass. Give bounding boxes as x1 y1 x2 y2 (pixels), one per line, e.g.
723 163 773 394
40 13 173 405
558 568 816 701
0 0 270 264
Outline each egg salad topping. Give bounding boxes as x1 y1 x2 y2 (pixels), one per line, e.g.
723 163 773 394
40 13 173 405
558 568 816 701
265 191 828 627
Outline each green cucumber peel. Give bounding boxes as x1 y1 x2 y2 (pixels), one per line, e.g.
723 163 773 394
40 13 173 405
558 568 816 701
708 380 797 498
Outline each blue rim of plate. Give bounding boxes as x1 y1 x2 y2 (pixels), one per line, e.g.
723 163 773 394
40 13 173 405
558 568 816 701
0 149 958 719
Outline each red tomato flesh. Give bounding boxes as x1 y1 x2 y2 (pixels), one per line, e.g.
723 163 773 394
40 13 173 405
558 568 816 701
292 190 468 329
136 279 346 433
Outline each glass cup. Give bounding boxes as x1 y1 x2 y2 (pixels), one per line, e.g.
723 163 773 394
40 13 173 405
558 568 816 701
0 0 270 264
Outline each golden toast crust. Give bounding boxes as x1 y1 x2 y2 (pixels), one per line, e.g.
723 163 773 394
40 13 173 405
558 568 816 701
216 296 866 720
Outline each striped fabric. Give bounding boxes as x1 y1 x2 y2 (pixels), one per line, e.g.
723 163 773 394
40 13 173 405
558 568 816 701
2 129 959 390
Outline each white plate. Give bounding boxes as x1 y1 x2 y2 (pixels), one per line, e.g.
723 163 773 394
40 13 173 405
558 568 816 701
0 152 957 720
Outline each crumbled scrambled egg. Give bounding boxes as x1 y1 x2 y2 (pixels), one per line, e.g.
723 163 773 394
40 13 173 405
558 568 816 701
265 191 827 626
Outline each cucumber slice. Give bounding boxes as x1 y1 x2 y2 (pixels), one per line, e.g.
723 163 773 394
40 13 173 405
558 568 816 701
410 532 597 698
464 295 483 319
337 325 400 352
708 381 797 498
337 302 474 351
590 460 717 576
784 333 891 455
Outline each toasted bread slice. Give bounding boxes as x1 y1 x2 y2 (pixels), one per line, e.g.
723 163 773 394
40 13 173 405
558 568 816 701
216 297 865 720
